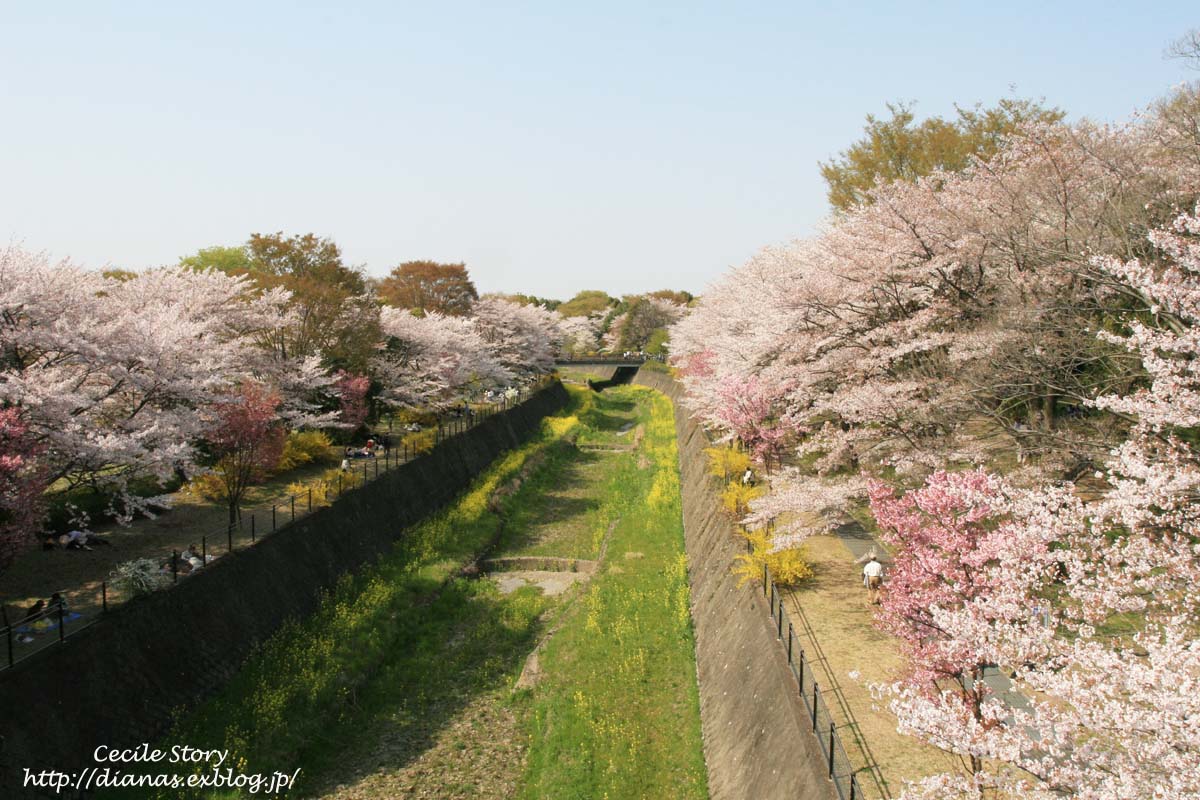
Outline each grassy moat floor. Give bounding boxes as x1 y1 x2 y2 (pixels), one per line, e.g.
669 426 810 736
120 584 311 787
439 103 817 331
102 384 707 800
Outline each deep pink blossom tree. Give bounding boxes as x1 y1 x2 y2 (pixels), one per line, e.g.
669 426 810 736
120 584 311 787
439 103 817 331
204 381 287 526
334 371 370 431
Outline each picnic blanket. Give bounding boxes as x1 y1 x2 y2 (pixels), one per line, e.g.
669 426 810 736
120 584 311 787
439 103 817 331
15 611 84 634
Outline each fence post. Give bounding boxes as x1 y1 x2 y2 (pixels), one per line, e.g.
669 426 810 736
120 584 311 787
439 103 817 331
363 461 368 486
172 550 179 583
308 487 312 512
228 523 233 552
777 604 783 639
291 495 295 521
763 564 768 595
788 623 793 663
850 776 857 800
798 649 805 693
251 513 256 543
812 682 819 730
404 443 408 462
102 581 108 613
828 722 836 777
272 504 277 531
57 600 65 643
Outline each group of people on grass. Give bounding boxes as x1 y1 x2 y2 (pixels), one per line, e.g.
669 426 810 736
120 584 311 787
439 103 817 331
341 437 390 471
40 529 111 552
155 543 214 577
13 592 70 643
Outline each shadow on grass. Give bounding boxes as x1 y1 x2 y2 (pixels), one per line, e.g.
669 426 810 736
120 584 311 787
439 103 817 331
287 580 551 796
493 447 608 558
586 365 640 392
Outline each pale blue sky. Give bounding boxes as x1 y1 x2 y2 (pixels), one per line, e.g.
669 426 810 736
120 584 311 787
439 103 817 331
1 2 1195 298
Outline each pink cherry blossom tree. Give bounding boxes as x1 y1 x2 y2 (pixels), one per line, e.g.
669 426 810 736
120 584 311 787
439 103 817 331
204 381 287 526
0 408 45 569
471 297 561 379
375 306 509 410
334 371 370 432
0 251 337 529
872 211 1200 799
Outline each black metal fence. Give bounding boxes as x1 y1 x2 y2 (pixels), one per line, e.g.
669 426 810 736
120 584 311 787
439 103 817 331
0 376 555 673
755 546 866 800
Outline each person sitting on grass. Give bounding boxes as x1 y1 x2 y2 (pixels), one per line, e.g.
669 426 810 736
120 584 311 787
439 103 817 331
183 544 206 570
60 530 92 550
160 553 192 575
21 599 44 623
17 600 46 643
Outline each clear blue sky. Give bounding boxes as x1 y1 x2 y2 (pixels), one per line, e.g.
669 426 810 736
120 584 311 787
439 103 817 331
1 2 1195 299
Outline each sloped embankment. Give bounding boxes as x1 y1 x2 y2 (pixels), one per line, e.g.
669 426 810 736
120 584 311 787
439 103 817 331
0 383 569 798
634 369 836 800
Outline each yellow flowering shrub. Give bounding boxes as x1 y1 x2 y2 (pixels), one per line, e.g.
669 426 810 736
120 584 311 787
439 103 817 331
733 528 814 588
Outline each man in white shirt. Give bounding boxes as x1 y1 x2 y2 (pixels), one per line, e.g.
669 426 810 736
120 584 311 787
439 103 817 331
862 556 884 605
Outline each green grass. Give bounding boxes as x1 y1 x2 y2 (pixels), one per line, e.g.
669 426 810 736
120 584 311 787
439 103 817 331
493 442 621 560
101 384 706 799
573 389 641 447
518 387 708 799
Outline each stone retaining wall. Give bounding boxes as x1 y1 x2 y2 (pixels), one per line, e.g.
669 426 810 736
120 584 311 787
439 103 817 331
633 370 836 800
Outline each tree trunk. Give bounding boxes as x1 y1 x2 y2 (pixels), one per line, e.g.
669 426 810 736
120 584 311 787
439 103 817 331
1041 394 1056 431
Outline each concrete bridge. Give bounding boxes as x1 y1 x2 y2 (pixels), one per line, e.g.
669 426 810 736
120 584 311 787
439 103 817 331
555 356 651 367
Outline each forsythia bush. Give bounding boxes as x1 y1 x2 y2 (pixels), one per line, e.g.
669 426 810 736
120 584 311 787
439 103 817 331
181 471 226 502
285 467 342 508
276 430 334 471
734 528 813 588
721 480 764 514
402 428 436 455
705 445 750 481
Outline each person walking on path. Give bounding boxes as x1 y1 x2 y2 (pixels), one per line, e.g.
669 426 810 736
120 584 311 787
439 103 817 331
862 555 884 605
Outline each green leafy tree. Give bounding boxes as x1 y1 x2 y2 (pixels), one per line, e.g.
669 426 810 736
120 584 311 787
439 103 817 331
820 98 1065 211
179 233 379 372
558 290 615 318
179 245 253 275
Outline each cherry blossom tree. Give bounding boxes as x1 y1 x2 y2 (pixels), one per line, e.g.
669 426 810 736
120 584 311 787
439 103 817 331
0 250 337 529
0 408 45 569
334 371 370 432
471 297 561 379
867 470 1014 780
871 212 1200 800
375 306 509 410
557 312 604 357
203 381 286 526
668 84 1200 798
